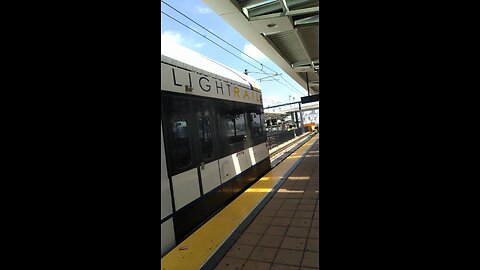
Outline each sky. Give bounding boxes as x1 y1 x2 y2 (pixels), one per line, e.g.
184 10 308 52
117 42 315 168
160 0 307 108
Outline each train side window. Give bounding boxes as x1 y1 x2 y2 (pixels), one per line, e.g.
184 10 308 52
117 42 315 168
198 117 214 160
171 118 191 168
260 114 266 134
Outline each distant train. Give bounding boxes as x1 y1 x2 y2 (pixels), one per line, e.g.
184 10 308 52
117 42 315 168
161 44 271 256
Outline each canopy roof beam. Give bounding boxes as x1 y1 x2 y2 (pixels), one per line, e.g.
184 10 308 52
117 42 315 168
294 28 312 64
279 0 289 12
249 7 319 21
294 14 318 26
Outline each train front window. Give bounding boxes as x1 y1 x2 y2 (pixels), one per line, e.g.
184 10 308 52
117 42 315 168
199 117 214 160
171 119 191 168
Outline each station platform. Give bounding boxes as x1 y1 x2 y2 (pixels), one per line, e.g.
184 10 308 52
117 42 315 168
161 134 319 270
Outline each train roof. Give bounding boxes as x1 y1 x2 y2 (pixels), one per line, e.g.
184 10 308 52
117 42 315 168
161 43 260 91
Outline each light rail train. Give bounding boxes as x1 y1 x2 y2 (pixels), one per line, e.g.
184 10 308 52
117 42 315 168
161 44 271 257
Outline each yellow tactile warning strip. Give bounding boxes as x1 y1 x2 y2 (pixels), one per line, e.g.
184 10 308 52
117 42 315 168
161 134 319 270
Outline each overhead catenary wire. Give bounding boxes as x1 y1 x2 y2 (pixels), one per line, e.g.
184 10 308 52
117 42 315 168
161 0 279 76
264 78 305 96
243 71 279 76
161 11 267 76
162 0 303 94
161 1 306 96
162 11 303 96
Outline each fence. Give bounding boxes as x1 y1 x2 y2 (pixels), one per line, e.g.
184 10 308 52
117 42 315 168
266 128 305 150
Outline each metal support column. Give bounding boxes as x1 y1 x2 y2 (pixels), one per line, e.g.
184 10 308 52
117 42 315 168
299 103 304 131
295 112 299 128
306 72 310 96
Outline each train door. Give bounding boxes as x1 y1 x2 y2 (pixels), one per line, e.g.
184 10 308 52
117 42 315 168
160 122 175 257
161 93 204 241
193 98 224 217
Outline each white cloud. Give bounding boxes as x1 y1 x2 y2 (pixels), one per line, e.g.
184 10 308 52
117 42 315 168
161 30 184 45
197 7 211 14
242 44 267 60
161 30 207 52
194 43 206 48
161 30 185 53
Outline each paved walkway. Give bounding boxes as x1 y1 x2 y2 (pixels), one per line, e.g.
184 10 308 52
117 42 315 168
214 139 319 270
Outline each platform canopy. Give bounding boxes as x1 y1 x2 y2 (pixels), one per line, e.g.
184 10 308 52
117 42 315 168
203 0 319 96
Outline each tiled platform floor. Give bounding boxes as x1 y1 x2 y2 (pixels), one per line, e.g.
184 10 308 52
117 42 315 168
214 140 319 270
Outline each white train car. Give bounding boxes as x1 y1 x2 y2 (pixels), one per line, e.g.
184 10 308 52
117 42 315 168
161 44 271 257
